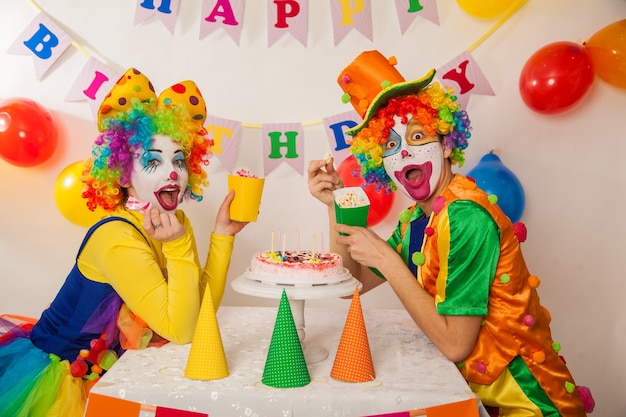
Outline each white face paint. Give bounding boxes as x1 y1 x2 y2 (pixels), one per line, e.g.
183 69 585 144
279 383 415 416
383 115 444 201
128 134 189 213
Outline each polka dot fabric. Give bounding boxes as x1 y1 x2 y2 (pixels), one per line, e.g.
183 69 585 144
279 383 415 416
262 290 310 388
97 68 206 131
330 286 375 383
184 287 229 380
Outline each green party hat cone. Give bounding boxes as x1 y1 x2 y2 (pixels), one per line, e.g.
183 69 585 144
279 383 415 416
184 287 229 380
262 289 311 388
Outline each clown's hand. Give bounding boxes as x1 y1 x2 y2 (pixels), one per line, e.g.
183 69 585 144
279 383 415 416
307 158 343 206
143 208 186 242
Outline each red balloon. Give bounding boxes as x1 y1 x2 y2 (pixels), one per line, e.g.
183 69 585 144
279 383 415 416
519 42 595 115
0 97 58 167
336 155 395 226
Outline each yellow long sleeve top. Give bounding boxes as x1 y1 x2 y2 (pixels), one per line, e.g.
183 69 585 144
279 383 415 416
76 208 234 344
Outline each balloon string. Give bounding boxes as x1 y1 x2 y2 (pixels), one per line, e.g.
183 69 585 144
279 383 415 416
27 0 91 58
467 0 529 53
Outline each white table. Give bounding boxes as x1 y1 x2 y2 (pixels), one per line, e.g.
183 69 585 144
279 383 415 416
84 306 487 417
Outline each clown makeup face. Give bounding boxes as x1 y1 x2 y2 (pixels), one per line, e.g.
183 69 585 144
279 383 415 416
383 115 445 202
128 134 189 213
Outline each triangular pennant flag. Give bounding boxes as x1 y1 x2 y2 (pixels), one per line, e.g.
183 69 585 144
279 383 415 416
155 405 208 417
134 0 181 34
330 286 375 382
184 286 229 380
84 393 141 417
199 0 244 45
267 0 309 47
65 57 121 122
322 110 359 166
330 0 373 46
7 12 72 81
425 398 479 417
394 0 439 33
437 51 495 110
262 289 310 388
262 122 304 177
205 115 241 173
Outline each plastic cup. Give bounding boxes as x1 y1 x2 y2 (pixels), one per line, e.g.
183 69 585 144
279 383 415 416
227 174 265 222
333 187 370 235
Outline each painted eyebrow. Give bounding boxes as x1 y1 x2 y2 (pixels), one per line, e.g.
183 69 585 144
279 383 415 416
144 149 184 155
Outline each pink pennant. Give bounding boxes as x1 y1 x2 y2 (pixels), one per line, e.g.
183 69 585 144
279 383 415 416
330 0 373 46
205 115 241 173
262 122 304 176
267 0 308 47
65 57 121 122
155 406 208 417
394 0 439 34
437 51 495 110
134 0 181 35
322 110 360 165
7 12 72 81
200 0 244 44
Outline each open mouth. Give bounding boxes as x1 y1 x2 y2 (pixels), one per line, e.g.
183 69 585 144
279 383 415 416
155 186 181 211
394 163 432 188
393 162 433 200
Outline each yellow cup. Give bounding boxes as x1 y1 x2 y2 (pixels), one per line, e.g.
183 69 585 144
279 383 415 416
227 174 265 222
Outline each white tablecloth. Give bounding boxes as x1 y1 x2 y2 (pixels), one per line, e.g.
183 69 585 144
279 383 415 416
86 306 487 417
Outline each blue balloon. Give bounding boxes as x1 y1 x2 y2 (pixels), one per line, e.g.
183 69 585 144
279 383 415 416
466 152 525 222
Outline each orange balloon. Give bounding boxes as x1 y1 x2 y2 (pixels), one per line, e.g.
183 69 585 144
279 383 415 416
585 19 626 90
54 160 108 228
456 0 518 19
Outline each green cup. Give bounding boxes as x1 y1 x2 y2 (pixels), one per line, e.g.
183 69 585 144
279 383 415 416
333 187 370 235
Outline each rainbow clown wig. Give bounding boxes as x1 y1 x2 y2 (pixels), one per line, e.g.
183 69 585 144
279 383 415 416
82 68 213 212
337 51 472 193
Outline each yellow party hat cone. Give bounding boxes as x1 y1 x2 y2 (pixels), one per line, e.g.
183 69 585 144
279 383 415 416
262 289 311 388
184 286 229 380
330 286 376 382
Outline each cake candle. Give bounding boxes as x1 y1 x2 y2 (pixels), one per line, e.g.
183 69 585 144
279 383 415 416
312 234 316 259
271 229 275 254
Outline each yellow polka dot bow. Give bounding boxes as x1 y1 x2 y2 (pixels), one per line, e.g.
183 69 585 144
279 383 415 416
97 68 207 132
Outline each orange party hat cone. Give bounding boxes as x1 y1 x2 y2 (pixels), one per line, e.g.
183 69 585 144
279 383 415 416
262 289 311 388
184 287 229 380
330 286 375 382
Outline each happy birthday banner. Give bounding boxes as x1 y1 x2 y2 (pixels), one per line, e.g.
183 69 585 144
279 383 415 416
7 0 526 177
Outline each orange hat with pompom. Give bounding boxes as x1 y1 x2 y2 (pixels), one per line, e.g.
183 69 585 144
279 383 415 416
337 50 435 136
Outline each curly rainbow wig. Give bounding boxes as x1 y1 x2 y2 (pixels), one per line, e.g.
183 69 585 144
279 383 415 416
349 82 471 193
82 98 213 212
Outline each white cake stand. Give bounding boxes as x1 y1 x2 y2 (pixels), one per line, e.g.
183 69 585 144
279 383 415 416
231 267 362 363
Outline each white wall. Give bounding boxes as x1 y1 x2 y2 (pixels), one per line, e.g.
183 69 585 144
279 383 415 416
1 1 625 415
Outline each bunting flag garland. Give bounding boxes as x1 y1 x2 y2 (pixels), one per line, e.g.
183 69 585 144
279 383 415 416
205 115 241 173
437 51 495 111
65 57 122 120
262 122 304 176
200 0 245 44
267 0 309 47
330 0 373 46
134 0 181 35
394 0 440 33
7 12 72 81
322 110 359 165
10 0 528 177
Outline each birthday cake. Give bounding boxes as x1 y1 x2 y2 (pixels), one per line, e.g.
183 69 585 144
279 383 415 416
250 250 345 280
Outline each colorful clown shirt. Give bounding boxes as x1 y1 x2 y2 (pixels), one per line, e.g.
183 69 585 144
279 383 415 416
386 174 588 416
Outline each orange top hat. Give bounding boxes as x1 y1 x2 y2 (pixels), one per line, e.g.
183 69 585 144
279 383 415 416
97 68 207 132
337 50 435 136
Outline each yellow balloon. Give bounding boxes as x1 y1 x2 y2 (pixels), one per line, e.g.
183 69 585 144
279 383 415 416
586 19 626 90
54 160 108 228
456 0 518 19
